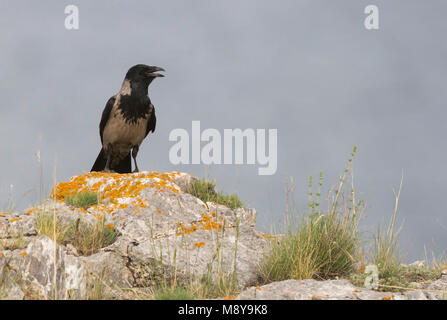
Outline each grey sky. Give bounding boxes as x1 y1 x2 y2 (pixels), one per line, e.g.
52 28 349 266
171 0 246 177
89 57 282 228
1 1 446 261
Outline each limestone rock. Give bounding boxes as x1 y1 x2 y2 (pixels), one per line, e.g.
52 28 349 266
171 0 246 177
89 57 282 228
404 290 429 300
409 260 426 268
2 236 87 299
425 275 447 300
0 213 37 239
0 172 268 299
235 279 409 300
173 172 199 193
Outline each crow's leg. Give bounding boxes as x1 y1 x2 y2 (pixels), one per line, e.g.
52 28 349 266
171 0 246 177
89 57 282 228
104 154 112 172
132 146 140 173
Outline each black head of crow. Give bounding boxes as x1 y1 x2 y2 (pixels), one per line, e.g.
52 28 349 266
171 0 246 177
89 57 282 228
91 64 165 173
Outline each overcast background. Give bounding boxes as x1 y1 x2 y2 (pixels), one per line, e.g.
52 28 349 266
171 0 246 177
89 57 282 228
1 1 446 262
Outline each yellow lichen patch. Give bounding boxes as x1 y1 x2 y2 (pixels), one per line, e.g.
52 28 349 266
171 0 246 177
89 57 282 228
132 198 148 208
382 295 395 300
193 242 205 248
260 232 276 239
49 171 182 217
175 213 227 236
176 222 198 236
223 295 237 300
199 213 223 231
9 218 20 223
19 251 27 256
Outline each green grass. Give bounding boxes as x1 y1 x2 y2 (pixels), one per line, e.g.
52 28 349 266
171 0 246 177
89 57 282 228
65 192 98 209
370 176 403 279
34 210 73 244
187 179 243 210
34 211 116 256
148 271 240 300
349 174 444 292
259 147 362 282
69 217 116 256
154 287 195 300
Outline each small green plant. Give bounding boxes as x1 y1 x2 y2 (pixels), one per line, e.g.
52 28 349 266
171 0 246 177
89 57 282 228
371 175 403 278
65 192 98 209
187 179 243 210
349 173 421 292
69 217 116 256
34 211 116 256
34 210 73 244
259 147 362 282
154 287 195 300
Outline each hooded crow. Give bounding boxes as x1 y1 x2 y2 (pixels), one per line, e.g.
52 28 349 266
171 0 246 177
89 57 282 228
91 64 164 173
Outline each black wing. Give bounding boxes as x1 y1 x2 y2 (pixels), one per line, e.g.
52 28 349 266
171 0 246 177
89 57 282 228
99 96 116 144
145 104 156 138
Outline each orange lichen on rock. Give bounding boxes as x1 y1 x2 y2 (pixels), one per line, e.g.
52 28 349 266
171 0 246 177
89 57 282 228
260 232 276 239
199 213 223 231
50 171 182 216
193 242 205 248
175 213 226 236
176 222 199 235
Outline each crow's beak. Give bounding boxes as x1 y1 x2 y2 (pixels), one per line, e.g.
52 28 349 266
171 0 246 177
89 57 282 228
148 67 165 78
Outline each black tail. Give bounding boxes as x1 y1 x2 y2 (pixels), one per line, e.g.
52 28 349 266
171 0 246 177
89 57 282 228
91 148 132 174
91 148 107 172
